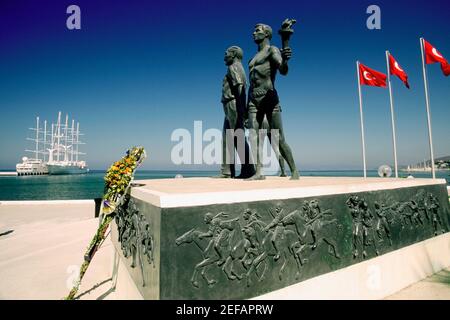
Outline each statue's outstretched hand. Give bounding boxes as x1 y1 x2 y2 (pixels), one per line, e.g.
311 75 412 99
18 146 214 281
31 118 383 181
281 47 292 61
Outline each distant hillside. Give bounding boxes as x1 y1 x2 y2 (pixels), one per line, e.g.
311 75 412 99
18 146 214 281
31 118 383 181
410 156 450 169
435 155 450 162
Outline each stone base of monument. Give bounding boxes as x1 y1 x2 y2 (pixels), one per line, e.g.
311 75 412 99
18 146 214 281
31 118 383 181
109 177 450 299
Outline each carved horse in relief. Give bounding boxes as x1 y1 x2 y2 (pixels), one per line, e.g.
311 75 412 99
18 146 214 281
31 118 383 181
282 205 340 271
244 225 299 287
175 217 249 288
217 218 250 281
175 228 219 288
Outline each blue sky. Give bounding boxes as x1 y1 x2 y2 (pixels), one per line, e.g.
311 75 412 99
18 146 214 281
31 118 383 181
0 0 449 170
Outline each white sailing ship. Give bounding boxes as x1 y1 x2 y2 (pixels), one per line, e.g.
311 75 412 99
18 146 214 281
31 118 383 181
47 111 89 175
16 111 89 176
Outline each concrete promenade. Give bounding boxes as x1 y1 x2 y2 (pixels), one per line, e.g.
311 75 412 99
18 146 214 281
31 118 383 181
0 200 114 300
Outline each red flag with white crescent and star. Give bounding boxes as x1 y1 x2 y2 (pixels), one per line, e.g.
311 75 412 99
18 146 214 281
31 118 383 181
423 39 447 64
423 39 449 77
388 53 410 88
359 63 387 87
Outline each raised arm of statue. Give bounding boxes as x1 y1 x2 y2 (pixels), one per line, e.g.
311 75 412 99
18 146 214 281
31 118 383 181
280 48 291 75
270 46 282 68
270 46 290 75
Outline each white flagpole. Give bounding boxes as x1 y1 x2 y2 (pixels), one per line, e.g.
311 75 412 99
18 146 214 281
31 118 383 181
356 61 367 178
385 51 399 178
420 37 436 179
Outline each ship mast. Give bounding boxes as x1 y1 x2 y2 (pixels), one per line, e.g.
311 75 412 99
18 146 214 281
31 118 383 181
71 119 75 163
76 122 79 163
43 120 47 162
25 116 46 160
64 114 69 162
56 111 61 162
49 122 55 163
35 116 39 160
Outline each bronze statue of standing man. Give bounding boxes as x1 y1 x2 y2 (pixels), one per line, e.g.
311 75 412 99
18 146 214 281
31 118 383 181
246 20 299 180
219 46 256 178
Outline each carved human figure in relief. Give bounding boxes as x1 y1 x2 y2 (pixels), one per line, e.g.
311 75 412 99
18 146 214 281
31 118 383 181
374 201 393 246
241 209 266 266
302 200 337 251
263 205 285 260
141 221 155 265
246 23 299 180
347 195 379 258
426 193 445 235
346 196 362 258
199 212 239 266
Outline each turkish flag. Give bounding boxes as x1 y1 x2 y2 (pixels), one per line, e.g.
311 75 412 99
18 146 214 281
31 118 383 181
359 63 387 87
389 54 410 88
423 39 448 65
441 61 450 77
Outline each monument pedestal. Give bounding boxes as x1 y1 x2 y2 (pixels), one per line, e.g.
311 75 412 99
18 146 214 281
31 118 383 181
110 177 450 299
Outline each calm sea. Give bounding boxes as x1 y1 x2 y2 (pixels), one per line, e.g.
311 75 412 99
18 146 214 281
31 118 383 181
0 170 449 201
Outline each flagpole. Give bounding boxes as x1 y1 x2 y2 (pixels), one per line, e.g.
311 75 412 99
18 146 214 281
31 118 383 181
385 51 399 178
420 37 436 179
356 61 367 178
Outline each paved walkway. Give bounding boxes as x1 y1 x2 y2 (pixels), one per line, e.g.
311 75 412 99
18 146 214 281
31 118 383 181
0 202 112 300
386 268 450 300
